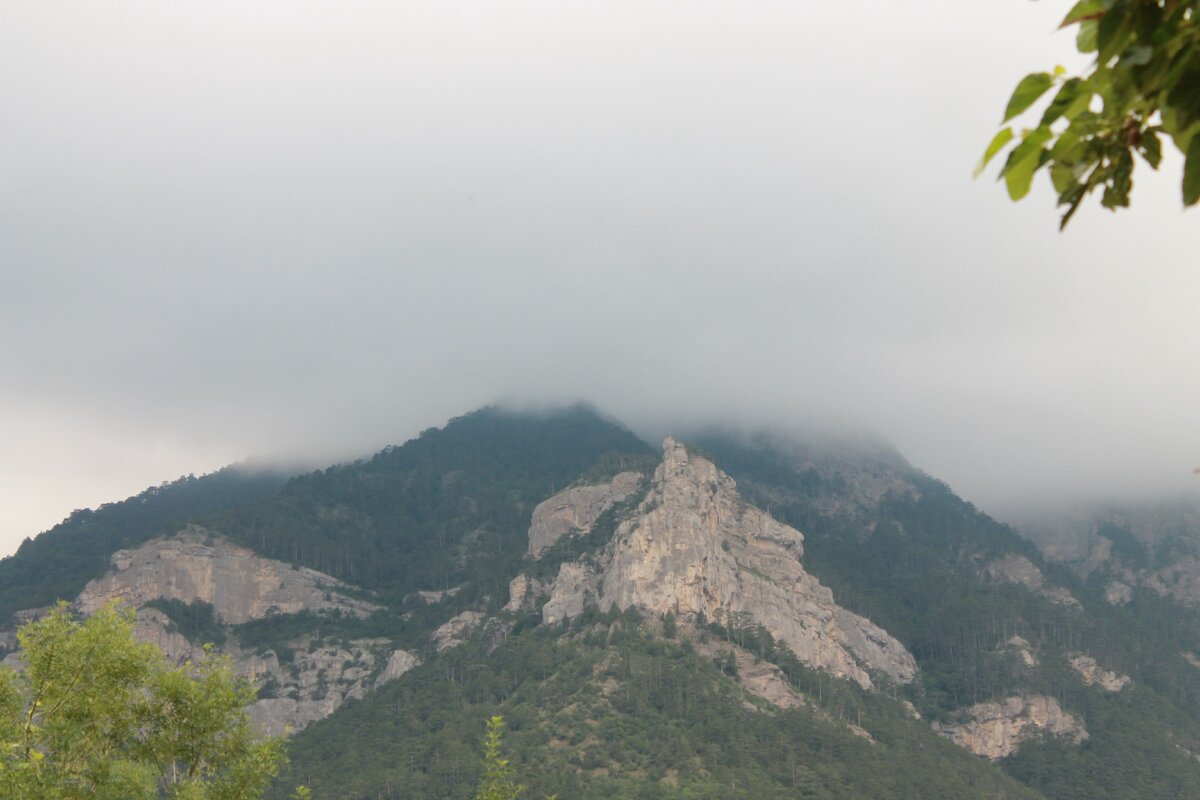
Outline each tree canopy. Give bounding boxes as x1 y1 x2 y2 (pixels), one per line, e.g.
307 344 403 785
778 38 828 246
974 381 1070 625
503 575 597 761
979 0 1200 227
0 603 286 799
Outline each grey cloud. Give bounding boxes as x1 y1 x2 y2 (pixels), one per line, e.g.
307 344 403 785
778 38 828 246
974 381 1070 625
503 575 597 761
2 1 1198 554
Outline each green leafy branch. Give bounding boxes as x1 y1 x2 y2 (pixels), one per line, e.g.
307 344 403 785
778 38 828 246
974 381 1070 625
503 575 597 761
978 0 1200 228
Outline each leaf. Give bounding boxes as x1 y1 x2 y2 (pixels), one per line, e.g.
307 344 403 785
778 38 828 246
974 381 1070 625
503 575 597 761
1102 151 1133 209
1060 0 1106 28
1004 73 1055 122
1184 134 1200 206
1124 46 1153 67
1050 161 1081 194
1077 19 1099 53
1097 5 1131 63
1140 129 1162 169
1058 184 1088 229
1040 79 1088 127
1003 127 1053 200
975 128 1014 177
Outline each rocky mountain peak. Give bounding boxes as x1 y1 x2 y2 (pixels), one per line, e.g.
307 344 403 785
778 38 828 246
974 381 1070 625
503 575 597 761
535 438 916 690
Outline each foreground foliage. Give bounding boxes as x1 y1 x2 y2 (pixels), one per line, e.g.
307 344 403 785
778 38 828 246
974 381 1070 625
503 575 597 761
980 0 1200 226
0 603 286 799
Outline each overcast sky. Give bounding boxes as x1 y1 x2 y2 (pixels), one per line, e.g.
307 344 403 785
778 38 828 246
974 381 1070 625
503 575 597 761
2 1 1198 557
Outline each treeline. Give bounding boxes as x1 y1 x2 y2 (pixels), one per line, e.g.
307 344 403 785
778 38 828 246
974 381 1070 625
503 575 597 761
274 617 1044 800
206 407 654 608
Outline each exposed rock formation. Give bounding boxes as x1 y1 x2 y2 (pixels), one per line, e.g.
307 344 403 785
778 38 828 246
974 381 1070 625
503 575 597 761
934 695 1088 760
416 587 461 603
1069 653 1131 692
542 563 598 625
128 604 398 735
4 529 404 736
1017 502 1200 608
134 607 201 663
543 439 916 690
432 610 485 651
528 472 643 557
1105 580 1134 605
689 635 802 710
1000 636 1038 667
986 554 1081 609
76 528 379 624
504 574 549 613
245 640 387 736
375 649 421 688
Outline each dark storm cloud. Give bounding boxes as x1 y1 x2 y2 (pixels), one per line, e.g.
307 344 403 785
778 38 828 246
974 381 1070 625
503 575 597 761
2 1 1198 554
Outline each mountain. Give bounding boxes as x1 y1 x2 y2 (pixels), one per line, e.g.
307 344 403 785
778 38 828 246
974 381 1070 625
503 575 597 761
1014 499 1200 704
0 464 291 623
5 406 1200 799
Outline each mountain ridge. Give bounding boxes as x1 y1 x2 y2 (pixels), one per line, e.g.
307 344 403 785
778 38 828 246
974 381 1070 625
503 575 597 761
6 404 1200 799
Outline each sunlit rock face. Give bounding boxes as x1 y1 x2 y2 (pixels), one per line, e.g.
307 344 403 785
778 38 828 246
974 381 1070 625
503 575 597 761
432 610 485 651
528 471 643 558
543 438 917 690
503 574 549 613
17 527 404 736
1068 653 1131 692
76 527 379 624
934 695 1088 760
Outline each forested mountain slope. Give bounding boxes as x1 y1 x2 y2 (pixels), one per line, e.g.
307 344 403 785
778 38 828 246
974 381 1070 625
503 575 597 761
7 406 1200 799
692 431 1200 799
0 464 290 623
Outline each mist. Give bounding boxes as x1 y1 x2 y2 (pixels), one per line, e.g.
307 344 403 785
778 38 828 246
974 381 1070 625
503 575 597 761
3 1 1199 556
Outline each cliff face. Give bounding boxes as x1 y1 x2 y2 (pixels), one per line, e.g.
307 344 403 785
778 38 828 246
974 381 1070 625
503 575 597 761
527 471 643 557
537 439 916 690
76 527 380 624
13 528 415 735
934 695 1088 760
1017 502 1200 607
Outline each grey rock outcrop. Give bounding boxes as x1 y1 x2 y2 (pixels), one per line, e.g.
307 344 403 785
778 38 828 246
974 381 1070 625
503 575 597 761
432 610 485 651
375 649 421 688
986 554 1081 609
543 439 916 690
528 472 643 558
1068 653 1131 692
76 527 380 624
5 528 401 736
689 635 802 710
1017 502 1200 608
134 607 201 663
934 695 1088 760
542 563 599 625
1000 636 1038 667
504 574 549 613
416 587 462 604
123 608 394 735
1105 580 1134 605
128 602 397 736
244 640 388 736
